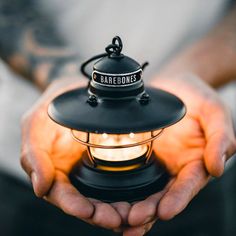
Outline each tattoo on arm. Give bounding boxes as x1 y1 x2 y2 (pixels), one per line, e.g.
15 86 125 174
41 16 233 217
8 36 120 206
0 0 80 90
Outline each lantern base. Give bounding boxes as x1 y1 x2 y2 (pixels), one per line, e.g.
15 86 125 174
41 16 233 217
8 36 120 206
70 152 170 203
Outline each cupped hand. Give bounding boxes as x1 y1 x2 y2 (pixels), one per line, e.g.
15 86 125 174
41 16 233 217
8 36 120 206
21 75 236 236
20 78 131 231
123 74 236 236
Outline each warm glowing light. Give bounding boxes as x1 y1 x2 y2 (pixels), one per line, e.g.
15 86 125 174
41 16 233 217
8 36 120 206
89 133 151 161
102 133 108 139
129 133 135 138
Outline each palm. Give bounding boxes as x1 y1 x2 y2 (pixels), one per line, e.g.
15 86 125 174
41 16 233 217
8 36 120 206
155 114 205 175
21 80 129 230
48 121 85 175
125 75 235 235
126 114 209 228
27 101 84 176
21 77 235 236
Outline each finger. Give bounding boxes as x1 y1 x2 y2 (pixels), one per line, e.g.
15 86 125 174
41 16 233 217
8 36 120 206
44 171 94 219
202 106 236 177
111 202 131 225
21 112 56 197
82 200 122 230
89 199 122 230
21 146 55 197
158 160 209 220
128 192 163 226
128 179 174 226
123 220 156 236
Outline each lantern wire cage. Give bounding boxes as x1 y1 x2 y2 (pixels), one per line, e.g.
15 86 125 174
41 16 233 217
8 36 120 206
47 36 186 202
70 129 164 149
70 129 164 167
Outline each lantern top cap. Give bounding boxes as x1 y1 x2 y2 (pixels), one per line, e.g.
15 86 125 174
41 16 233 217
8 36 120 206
48 36 186 134
81 36 147 79
94 36 141 75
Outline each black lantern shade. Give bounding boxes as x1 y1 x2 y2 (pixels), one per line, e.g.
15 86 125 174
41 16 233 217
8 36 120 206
48 36 186 202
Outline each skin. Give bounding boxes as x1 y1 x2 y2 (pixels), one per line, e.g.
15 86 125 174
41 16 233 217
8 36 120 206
21 78 127 229
21 74 236 236
125 74 236 235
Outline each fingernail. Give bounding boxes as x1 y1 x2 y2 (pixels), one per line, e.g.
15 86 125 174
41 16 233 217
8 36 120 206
31 172 38 193
141 228 146 236
114 228 123 233
142 225 150 236
222 154 226 163
222 154 227 170
143 216 153 224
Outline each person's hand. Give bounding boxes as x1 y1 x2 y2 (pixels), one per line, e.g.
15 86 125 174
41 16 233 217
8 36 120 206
21 75 236 236
20 78 132 231
20 77 165 235
122 74 236 236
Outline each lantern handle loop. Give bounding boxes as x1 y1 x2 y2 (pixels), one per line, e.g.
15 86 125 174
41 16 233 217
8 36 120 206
81 36 123 80
141 62 149 70
80 52 108 79
80 36 149 80
105 36 123 55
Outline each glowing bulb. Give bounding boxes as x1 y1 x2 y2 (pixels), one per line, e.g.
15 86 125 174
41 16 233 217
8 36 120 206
102 133 108 139
89 132 151 162
129 133 135 138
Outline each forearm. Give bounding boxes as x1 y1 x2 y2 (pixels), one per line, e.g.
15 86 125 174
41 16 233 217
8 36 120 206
158 5 236 88
0 0 79 90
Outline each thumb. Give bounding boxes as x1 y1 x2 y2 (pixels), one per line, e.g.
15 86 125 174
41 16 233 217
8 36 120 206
202 107 236 177
123 220 156 236
21 147 55 197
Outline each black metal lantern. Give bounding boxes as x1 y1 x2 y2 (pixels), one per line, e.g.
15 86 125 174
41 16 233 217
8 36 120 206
48 36 186 202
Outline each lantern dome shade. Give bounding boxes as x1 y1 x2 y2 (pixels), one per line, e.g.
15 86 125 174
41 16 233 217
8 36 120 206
94 55 141 74
48 86 186 134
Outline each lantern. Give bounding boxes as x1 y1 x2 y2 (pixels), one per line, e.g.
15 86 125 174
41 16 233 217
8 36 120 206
48 36 186 202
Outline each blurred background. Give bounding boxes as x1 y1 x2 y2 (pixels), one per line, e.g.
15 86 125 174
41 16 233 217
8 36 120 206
0 0 236 235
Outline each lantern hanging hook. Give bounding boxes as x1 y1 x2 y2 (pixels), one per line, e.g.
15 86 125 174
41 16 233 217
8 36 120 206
81 36 123 79
80 36 148 80
105 36 123 55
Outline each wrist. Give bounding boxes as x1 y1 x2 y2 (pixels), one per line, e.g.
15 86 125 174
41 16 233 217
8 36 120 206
34 77 87 110
156 36 236 88
33 59 80 91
